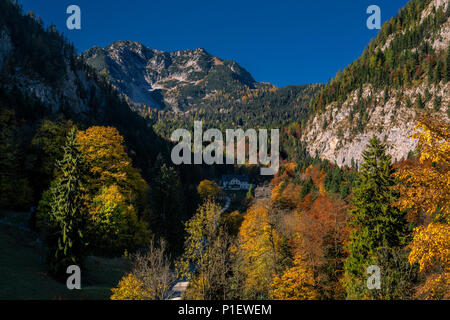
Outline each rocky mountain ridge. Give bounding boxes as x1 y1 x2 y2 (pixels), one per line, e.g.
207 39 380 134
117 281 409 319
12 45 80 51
304 81 449 167
302 0 449 167
82 41 256 112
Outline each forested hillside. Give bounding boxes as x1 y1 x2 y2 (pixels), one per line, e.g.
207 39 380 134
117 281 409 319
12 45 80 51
303 0 449 166
82 40 322 156
152 84 320 138
0 0 448 301
0 0 214 258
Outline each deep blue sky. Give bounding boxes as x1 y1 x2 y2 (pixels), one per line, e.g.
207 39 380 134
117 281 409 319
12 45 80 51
19 0 409 87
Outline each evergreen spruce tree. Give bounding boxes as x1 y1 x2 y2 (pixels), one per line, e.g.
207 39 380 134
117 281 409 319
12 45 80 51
445 47 450 82
427 62 434 84
46 128 89 278
150 154 185 255
434 60 443 85
343 137 411 299
416 94 425 109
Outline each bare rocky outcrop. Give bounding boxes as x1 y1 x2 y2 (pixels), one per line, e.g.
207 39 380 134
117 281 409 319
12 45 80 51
0 27 108 116
303 82 449 167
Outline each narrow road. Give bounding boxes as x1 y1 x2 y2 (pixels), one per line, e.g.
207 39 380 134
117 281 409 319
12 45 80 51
169 281 189 300
168 196 231 300
220 196 231 214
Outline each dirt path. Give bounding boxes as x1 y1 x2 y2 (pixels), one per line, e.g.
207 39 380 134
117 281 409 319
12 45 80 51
169 281 189 300
168 196 232 300
220 196 231 213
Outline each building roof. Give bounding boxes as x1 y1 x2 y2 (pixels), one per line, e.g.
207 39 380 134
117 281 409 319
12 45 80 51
221 174 249 183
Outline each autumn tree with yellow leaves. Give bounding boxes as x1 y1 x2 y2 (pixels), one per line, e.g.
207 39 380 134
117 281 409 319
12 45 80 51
111 238 176 300
89 184 150 253
76 126 150 254
239 204 282 299
111 274 151 300
395 114 450 300
76 126 149 208
270 249 319 300
270 182 302 210
37 126 151 257
177 200 237 300
197 179 221 201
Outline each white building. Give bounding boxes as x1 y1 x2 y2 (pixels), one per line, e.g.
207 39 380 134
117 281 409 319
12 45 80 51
220 175 252 191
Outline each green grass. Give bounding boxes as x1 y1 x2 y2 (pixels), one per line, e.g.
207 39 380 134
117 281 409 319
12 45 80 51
0 215 128 300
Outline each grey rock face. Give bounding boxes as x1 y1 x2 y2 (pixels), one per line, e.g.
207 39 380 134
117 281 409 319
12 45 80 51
0 28 106 116
82 41 256 111
303 82 449 167
302 0 450 167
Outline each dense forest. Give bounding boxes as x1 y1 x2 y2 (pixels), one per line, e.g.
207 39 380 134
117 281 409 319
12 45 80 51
0 0 221 258
151 84 321 136
0 0 448 301
111 113 449 300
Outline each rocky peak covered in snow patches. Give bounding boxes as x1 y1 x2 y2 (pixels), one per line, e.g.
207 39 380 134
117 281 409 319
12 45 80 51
82 41 256 112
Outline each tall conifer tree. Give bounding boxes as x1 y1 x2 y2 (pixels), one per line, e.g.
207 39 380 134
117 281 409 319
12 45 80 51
46 127 88 278
445 47 450 82
344 137 410 299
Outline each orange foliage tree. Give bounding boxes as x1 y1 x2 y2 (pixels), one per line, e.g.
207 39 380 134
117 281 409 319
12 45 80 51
270 182 301 210
295 194 349 298
395 115 449 299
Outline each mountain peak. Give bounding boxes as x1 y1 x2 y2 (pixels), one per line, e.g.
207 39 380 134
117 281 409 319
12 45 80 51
195 47 207 54
82 42 256 112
